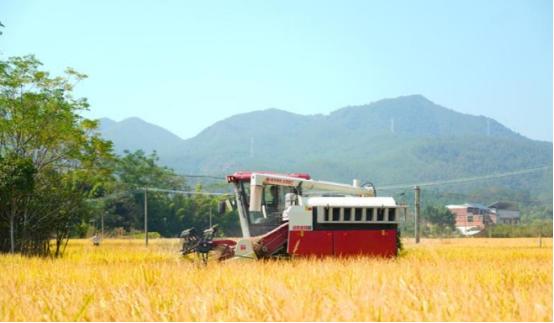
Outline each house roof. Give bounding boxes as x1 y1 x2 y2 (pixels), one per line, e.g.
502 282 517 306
446 203 488 210
488 201 519 211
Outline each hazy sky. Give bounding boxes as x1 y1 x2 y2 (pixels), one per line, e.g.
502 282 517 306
1 0 552 141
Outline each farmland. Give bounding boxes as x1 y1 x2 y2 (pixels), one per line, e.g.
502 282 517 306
0 238 551 321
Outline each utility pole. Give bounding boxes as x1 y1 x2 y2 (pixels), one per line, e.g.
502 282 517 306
414 186 421 244
144 188 148 246
209 205 212 228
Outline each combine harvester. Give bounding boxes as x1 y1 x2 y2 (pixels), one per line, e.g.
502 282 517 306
181 171 404 262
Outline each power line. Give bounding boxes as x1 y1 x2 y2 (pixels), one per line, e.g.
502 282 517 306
143 187 232 196
87 187 232 202
379 166 551 191
87 166 551 200
181 174 225 180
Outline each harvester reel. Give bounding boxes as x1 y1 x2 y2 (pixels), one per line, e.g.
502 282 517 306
179 228 201 255
180 225 226 265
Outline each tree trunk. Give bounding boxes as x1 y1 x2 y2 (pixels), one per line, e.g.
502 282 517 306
22 198 28 252
55 238 61 257
9 197 16 253
9 214 15 253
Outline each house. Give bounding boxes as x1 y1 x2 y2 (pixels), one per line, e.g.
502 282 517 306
446 203 494 235
488 202 520 225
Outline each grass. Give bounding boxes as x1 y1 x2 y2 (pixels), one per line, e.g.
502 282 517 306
0 238 551 321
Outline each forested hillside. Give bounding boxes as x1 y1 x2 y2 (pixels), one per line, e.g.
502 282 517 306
99 95 552 204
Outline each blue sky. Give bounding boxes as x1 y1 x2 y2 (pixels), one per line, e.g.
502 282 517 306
1 0 552 141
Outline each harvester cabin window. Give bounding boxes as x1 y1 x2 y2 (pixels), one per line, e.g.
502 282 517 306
263 185 280 211
262 185 296 216
251 185 295 225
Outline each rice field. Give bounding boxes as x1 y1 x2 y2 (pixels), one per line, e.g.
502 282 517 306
0 238 551 321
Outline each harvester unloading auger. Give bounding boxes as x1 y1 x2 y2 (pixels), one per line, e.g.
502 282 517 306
180 171 404 262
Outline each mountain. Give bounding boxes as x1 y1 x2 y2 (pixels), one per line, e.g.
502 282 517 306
97 95 553 202
98 117 184 156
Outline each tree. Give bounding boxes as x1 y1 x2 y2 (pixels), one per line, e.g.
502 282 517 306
116 150 185 189
100 150 241 237
422 205 456 236
102 150 187 235
0 154 36 252
0 55 115 255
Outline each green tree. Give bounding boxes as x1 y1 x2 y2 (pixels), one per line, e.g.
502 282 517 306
422 205 456 236
0 55 115 255
102 150 241 237
0 154 36 252
103 150 187 235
